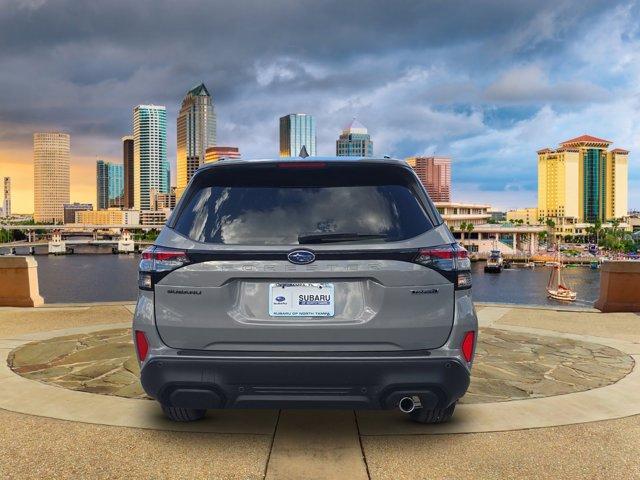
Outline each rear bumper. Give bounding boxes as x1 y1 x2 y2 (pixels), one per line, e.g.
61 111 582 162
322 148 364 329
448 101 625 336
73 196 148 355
140 354 470 410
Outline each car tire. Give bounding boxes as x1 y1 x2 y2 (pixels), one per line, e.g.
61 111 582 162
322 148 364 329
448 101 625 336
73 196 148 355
161 404 206 422
408 401 456 424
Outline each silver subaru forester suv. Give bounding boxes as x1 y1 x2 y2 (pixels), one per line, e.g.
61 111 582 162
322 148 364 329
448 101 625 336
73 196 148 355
133 157 477 423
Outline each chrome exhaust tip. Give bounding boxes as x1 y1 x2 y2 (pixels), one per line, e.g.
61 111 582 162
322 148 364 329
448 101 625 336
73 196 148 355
398 396 416 413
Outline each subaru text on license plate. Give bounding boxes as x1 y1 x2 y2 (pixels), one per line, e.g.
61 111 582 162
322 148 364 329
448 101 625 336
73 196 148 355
269 283 335 317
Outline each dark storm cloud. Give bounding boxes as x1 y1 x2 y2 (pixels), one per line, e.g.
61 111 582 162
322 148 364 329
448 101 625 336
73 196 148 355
0 0 637 209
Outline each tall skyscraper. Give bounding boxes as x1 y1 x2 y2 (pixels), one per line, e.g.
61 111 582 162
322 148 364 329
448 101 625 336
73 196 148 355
204 146 240 163
108 163 124 208
96 160 109 210
406 156 452 202
537 135 628 223
33 132 70 223
279 114 316 157
122 135 134 208
133 105 168 211
336 119 373 157
176 83 216 197
97 160 124 209
2 177 10 218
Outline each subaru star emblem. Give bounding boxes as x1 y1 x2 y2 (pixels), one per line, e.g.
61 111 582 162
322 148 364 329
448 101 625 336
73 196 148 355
288 250 316 265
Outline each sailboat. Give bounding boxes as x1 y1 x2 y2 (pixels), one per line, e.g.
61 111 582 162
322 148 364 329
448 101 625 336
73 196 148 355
546 253 577 302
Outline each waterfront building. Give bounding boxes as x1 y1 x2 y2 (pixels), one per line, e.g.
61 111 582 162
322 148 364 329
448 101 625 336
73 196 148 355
140 209 169 225
176 83 216 198
75 208 140 226
406 156 451 202
2 177 10 218
151 187 176 210
122 136 134 208
506 208 540 225
133 105 169 211
336 119 373 157
435 201 543 255
537 135 628 223
63 203 92 224
96 161 124 209
33 132 70 223
204 146 240 163
279 114 316 157
436 202 491 228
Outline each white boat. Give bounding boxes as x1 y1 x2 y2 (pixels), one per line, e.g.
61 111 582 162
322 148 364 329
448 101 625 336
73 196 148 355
546 257 577 302
484 250 503 272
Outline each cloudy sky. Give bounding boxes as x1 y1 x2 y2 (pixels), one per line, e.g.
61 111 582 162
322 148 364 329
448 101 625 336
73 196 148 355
1 0 639 213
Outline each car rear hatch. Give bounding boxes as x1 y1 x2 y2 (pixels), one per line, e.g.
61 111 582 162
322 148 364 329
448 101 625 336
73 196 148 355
147 160 465 352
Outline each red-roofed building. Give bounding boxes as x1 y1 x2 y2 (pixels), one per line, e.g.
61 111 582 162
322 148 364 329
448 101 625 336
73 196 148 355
537 135 628 227
560 134 612 146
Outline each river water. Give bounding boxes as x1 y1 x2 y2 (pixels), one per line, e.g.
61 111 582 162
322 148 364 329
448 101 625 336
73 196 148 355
19 249 601 307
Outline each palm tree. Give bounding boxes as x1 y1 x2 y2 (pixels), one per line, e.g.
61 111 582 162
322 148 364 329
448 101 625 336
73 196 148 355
459 222 467 243
466 222 475 237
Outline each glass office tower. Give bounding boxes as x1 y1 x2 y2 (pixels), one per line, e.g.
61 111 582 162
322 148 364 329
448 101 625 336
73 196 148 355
176 83 216 198
97 161 124 209
279 114 316 157
336 118 373 157
133 105 168 211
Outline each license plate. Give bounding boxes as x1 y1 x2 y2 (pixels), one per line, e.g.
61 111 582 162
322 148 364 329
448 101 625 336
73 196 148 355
269 283 335 317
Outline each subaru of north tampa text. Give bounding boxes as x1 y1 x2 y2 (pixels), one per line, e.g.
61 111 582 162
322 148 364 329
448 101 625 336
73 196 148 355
133 157 478 423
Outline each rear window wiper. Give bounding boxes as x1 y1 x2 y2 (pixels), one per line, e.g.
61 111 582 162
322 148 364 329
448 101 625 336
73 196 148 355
297 233 389 244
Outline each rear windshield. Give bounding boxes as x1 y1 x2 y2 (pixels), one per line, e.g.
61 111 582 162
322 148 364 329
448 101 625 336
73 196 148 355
172 163 437 245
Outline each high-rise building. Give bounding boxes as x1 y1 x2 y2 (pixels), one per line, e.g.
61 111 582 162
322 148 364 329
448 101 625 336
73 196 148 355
63 202 92 224
176 83 216 198
406 156 451 202
33 132 70 223
133 105 169 211
336 119 373 157
2 177 10 218
537 135 628 223
96 160 109 210
108 163 124 208
279 114 316 157
96 161 124 209
204 146 241 163
122 135 134 208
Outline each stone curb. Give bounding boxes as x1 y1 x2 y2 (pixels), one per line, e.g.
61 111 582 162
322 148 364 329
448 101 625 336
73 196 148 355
1 318 639 435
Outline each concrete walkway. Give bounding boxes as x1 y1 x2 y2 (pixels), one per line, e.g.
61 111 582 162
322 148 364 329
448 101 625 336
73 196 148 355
1 303 639 479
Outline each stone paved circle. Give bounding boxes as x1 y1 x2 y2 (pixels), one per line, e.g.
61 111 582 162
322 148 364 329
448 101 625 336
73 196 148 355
7 327 634 404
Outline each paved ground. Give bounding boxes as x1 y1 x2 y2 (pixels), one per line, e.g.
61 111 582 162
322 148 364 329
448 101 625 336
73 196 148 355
8 327 633 404
0 302 639 479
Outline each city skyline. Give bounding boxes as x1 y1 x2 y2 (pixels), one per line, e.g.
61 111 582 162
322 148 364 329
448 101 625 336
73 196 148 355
1 1 639 212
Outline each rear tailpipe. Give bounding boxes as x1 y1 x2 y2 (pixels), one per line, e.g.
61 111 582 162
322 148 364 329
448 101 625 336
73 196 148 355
398 396 422 413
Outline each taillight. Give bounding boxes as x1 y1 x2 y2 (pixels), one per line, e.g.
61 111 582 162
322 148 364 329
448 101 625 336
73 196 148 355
461 331 475 362
414 244 472 289
135 330 149 362
138 246 189 290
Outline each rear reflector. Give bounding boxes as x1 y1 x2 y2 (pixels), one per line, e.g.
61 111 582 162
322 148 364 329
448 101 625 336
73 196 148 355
135 330 149 362
461 331 475 362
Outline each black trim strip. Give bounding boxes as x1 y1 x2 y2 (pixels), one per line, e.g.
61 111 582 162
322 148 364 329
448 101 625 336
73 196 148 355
186 249 418 263
176 349 432 358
